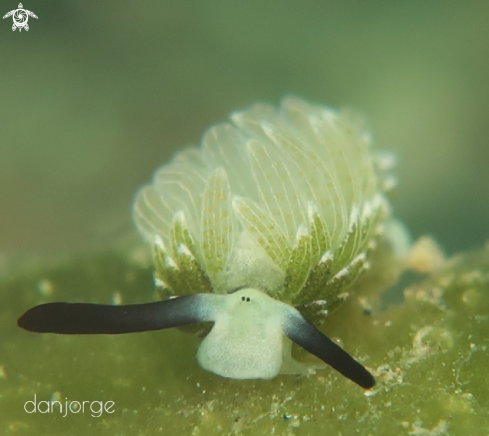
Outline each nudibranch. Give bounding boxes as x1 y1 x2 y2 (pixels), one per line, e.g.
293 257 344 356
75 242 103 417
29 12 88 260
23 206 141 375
19 97 398 389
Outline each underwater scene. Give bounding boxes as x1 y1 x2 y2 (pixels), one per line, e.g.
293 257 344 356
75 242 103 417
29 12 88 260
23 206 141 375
1 2 488 435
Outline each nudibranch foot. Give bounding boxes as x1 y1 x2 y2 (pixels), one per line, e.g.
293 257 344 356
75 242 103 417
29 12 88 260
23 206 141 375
279 338 327 376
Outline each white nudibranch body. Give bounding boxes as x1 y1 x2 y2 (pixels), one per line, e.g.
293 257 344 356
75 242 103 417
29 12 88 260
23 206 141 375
196 288 292 380
131 97 397 385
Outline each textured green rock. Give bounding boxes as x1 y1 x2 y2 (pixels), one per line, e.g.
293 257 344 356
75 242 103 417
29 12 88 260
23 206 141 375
1 246 488 435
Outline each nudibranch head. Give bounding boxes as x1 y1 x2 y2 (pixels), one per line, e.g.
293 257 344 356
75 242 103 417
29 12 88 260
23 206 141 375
196 287 290 380
133 97 395 312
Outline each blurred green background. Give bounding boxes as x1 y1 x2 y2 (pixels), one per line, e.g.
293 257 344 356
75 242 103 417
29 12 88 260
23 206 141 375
1 0 488 261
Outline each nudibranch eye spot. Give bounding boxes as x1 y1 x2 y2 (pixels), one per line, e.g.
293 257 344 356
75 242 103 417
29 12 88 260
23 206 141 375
18 97 398 390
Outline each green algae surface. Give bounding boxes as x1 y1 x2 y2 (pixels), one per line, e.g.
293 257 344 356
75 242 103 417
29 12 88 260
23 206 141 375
1 248 488 435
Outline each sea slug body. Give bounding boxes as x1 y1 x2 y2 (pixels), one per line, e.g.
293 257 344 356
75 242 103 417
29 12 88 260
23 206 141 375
133 96 395 312
19 97 399 389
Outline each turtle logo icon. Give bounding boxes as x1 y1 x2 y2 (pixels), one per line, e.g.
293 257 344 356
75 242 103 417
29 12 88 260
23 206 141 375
3 3 38 32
